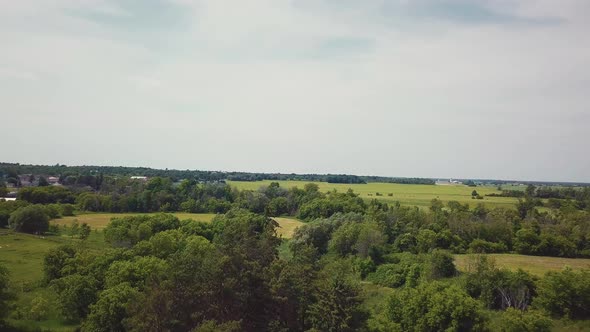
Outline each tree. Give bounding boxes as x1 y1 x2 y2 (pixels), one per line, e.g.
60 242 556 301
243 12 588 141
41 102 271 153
51 274 98 321
29 295 49 321
79 223 91 240
534 268 590 319
416 229 438 253
83 282 139 332
428 250 456 279
38 176 49 186
8 205 49 234
385 281 486 331
307 261 368 331
525 184 536 197
43 245 77 283
472 190 479 197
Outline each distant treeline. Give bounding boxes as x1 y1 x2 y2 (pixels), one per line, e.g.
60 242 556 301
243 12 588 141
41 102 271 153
0 162 434 185
488 185 590 202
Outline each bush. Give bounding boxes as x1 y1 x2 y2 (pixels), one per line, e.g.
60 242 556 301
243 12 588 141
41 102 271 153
8 205 49 234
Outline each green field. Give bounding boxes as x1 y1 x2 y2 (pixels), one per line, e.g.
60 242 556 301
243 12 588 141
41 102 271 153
228 180 520 209
454 254 590 277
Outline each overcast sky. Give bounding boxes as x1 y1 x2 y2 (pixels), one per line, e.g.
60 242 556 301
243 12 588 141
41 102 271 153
1 0 589 182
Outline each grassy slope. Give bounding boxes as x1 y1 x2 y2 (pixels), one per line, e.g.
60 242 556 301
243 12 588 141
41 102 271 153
228 180 519 209
454 254 590 277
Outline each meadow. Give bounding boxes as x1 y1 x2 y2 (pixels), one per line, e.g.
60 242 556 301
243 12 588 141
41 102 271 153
228 180 521 209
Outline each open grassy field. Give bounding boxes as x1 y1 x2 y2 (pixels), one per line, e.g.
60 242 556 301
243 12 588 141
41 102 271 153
454 254 590 277
52 212 304 239
0 230 70 283
228 180 519 209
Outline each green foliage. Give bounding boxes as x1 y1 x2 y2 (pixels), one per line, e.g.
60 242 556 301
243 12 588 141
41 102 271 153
104 256 168 289
8 205 49 234
469 239 508 254
306 261 368 332
416 229 438 253
367 263 417 288
428 250 456 279
494 308 552 332
17 186 75 204
28 295 49 321
0 200 29 228
79 223 91 240
384 281 486 332
43 245 77 283
51 274 98 321
104 214 180 247
83 282 139 332
60 204 75 216
191 320 242 332
464 256 536 310
534 268 590 319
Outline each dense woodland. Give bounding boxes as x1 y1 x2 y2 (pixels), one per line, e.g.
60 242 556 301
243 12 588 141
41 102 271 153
1 166 590 331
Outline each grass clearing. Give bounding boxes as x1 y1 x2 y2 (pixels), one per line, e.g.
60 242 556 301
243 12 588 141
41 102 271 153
0 230 69 283
454 254 590 277
228 180 519 209
273 217 304 238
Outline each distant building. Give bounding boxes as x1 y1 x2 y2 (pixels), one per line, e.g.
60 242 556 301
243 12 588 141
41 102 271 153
0 197 16 202
435 179 463 185
130 176 148 181
47 176 60 184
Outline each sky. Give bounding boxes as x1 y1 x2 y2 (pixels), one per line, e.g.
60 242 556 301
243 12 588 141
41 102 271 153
1 0 589 182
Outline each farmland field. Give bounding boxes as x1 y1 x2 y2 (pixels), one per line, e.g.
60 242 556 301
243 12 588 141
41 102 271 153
454 254 590 277
228 180 520 209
